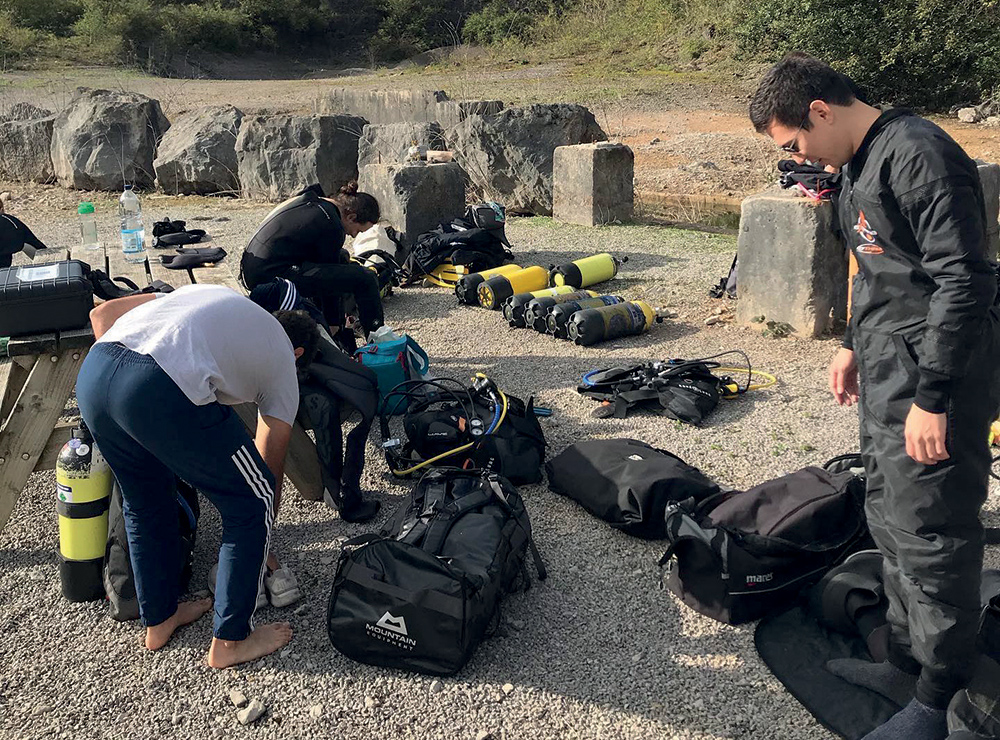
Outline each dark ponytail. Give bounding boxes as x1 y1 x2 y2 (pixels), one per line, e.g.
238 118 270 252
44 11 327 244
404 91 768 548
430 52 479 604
333 180 380 224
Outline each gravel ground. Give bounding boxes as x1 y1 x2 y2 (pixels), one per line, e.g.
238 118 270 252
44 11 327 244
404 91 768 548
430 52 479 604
1 187 997 740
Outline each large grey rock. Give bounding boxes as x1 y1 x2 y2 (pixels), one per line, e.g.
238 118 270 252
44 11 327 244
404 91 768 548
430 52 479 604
1 102 52 123
0 111 55 184
448 104 607 215
553 142 634 226
432 100 504 128
358 122 445 168
236 114 367 202
959 107 981 124
735 191 847 338
154 105 243 195
317 89 448 124
977 160 1000 256
50 88 169 190
358 162 465 240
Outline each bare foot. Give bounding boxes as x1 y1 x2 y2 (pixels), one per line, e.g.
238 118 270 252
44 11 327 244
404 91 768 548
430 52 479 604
206 622 293 669
145 598 213 651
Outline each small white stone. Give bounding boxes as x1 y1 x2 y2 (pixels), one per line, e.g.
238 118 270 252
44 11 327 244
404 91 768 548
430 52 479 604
320 556 334 566
171 714 182 726
430 679 443 694
280 648 292 659
507 618 526 631
631 653 642 663
308 704 323 719
705 316 721 326
228 689 248 708
31 705 51 716
294 604 308 616
364 696 379 710
475 731 494 740
237 699 265 726
502 683 514 696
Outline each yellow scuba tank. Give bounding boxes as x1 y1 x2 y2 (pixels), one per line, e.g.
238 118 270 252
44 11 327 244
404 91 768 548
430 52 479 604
56 422 113 602
503 286 583 327
455 264 522 305
478 266 550 310
549 253 626 289
547 295 626 337
566 300 657 346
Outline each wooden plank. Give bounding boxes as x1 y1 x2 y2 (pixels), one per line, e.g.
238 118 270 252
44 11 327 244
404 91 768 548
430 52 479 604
188 258 243 292
32 420 75 472
0 358 29 427
0 348 86 533
233 403 324 502
105 243 151 290
69 243 107 273
147 250 195 289
57 326 95 352
13 247 69 266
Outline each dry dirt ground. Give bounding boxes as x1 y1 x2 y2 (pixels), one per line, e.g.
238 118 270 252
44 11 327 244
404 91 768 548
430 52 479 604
3 59 1000 210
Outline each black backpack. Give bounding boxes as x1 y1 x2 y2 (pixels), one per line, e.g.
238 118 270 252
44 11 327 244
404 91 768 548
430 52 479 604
104 479 200 621
327 469 546 676
403 203 513 281
660 459 869 624
545 438 721 540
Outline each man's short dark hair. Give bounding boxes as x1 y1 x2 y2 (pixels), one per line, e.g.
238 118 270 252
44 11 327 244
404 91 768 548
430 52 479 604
749 53 860 134
274 310 320 368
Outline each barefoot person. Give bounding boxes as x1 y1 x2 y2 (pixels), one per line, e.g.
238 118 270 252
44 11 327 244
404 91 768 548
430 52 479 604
76 284 319 667
750 54 1000 739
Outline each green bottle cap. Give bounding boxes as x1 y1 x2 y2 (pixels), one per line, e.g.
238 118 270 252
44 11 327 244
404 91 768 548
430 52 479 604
78 202 95 215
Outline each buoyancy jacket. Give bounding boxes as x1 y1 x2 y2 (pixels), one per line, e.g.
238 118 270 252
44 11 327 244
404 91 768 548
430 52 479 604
838 109 998 412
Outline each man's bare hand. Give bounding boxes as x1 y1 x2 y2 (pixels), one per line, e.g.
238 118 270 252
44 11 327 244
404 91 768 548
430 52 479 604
829 348 859 406
905 404 949 464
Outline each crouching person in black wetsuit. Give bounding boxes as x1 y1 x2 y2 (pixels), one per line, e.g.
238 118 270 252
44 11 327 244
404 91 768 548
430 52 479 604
240 181 385 350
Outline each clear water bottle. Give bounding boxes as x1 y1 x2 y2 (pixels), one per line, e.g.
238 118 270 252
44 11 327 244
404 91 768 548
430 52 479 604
78 202 100 250
118 185 146 263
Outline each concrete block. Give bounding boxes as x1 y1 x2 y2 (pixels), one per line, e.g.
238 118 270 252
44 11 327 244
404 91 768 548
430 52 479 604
358 162 466 240
735 191 847 338
236 114 366 201
358 122 445 167
976 161 1000 257
552 142 634 226
317 89 448 124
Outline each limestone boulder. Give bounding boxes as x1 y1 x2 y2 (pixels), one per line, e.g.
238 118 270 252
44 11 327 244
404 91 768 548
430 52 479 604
154 105 244 195
448 104 607 215
316 88 448 124
358 162 466 240
236 115 367 201
0 106 55 183
358 122 446 167
50 88 169 190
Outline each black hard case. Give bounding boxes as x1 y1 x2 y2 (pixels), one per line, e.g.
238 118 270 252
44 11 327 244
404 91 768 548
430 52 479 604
0 260 93 337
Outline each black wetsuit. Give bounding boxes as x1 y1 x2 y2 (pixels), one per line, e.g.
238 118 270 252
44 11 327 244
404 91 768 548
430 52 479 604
838 109 1000 709
240 184 384 337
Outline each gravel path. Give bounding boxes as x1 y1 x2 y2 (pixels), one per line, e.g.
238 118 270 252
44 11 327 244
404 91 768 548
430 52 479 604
1 190 997 740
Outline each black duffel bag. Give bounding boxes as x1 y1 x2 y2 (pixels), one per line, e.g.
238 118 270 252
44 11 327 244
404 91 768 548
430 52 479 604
660 460 869 624
327 468 546 675
545 438 721 539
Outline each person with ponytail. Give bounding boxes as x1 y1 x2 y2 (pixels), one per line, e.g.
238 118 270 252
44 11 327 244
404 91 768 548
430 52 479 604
240 181 384 349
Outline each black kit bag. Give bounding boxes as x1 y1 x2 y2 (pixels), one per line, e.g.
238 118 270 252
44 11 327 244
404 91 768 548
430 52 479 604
660 463 869 624
104 479 200 621
545 438 721 539
327 469 546 675
403 203 513 281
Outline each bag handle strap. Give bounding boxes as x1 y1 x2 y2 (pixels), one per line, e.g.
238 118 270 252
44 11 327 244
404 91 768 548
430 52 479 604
486 475 547 581
420 486 494 555
405 336 430 375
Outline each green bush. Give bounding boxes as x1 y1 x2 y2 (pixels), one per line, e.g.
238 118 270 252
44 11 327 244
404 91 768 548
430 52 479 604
0 11 45 64
732 0 1000 109
0 0 83 35
463 0 562 45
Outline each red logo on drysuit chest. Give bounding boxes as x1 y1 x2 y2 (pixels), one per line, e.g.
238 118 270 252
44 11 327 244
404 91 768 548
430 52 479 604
854 210 884 255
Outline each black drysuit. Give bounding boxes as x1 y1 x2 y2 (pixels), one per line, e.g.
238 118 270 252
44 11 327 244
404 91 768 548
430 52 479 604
838 109 1000 708
239 184 384 336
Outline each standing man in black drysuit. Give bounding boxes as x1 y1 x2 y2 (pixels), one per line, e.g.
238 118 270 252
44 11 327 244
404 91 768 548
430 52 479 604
240 181 384 350
750 54 1000 739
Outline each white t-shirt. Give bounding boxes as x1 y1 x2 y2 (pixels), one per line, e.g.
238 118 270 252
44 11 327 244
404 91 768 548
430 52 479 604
97 284 300 425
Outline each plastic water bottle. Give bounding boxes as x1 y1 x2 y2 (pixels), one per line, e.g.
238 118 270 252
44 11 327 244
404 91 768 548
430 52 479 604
78 202 100 250
118 185 145 263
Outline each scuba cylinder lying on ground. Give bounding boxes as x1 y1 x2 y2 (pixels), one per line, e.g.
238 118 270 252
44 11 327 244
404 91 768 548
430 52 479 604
502 286 579 327
547 295 625 337
455 264 522 305
478 266 550 310
522 290 597 331
567 300 658 346
549 253 626 289
56 422 113 602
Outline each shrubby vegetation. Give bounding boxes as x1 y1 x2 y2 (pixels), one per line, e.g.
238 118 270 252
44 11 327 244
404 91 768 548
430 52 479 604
1 0 998 110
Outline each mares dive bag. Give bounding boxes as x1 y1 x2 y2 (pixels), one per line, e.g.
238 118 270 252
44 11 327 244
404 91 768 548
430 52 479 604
660 458 869 624
104 478 200 621
327 468 546 675
546 438 721 540
403 202 513 282
380 375 546 485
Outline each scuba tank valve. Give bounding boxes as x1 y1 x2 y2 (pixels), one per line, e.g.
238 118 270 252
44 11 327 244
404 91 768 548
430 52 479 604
502 286 579 327
566 300 657 346
477 266 549 310
549 253 626 289
56 421 113 602
547 295 625 337
521 290 597 330
455 264 522 305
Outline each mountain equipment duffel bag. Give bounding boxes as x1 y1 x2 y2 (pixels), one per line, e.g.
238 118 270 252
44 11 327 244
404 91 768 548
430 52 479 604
660 461 869 624
327 468 546 675
545 438 721 539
